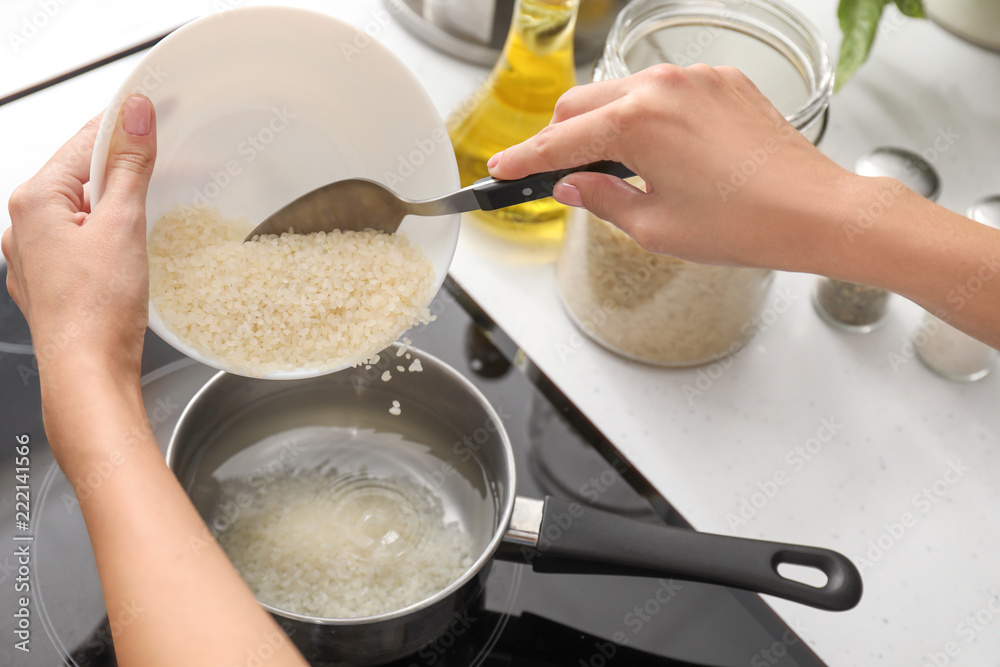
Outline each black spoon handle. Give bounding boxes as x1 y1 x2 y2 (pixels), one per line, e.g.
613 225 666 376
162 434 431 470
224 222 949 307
471 161 635 211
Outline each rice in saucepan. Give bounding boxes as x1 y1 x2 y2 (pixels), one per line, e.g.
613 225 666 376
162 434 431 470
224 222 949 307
215 470 474 618
148 205 436 376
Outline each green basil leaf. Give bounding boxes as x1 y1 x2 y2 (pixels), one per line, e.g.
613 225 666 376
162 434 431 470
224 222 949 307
836 0 889 92
892 0 925 18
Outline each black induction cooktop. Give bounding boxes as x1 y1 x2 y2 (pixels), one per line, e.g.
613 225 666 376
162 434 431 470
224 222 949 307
1 255 824 666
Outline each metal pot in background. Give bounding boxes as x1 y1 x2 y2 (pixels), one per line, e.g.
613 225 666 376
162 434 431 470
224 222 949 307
385 0 630 66
925 0 1000 52
166 344 862 665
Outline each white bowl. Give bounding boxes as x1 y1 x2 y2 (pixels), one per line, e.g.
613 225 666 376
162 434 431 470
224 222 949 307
89 6 460 379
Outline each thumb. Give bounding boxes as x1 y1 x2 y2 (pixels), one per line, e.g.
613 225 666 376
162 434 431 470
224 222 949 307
554 171 645 226
102 94 157 217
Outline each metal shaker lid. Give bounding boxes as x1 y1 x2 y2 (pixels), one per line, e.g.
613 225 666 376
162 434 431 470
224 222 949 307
855 147 942 202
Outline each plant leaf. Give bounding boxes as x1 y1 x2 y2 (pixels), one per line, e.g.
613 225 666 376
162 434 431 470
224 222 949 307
835 0 889 92
891 0 925 18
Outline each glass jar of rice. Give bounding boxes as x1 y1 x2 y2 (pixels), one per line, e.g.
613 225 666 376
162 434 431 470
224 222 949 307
556 0 833 366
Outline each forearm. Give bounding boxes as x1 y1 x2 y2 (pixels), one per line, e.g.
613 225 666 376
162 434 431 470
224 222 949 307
808 176 1000 348
41 360 306 667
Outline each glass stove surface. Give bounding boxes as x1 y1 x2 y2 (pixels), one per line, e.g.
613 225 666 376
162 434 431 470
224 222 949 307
0 276 822 667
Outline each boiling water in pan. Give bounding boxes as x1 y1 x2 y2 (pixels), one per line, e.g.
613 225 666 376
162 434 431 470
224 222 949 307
179 391 494 618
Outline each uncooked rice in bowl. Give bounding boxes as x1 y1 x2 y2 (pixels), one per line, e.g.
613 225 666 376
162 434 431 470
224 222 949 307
148 205 436 376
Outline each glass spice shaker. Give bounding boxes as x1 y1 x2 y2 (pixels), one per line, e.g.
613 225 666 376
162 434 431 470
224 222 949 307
555 0 834 367
813 147 942 333
914 195 1000 382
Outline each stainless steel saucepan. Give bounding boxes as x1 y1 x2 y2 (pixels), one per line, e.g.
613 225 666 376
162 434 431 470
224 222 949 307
166 344 862 665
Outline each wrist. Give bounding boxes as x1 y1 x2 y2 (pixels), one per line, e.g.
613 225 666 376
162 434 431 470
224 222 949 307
819 174 938 290
41 350 142 405
35 330 143 385
40 353 146 459
745 161 870 277
790 171 908 285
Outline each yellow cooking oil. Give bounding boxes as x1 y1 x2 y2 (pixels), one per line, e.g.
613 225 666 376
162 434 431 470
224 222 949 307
447 0 579 243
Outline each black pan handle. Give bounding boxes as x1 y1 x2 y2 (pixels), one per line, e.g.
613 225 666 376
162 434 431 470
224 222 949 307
516 496 862 612
471 160 635 211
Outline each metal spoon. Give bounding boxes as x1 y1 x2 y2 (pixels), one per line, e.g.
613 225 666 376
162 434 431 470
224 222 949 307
854 147 941 202
244 160 634 241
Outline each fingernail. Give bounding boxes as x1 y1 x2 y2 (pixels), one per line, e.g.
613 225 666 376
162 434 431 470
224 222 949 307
487 151 502 169
554 182 583 208
122 95 152 136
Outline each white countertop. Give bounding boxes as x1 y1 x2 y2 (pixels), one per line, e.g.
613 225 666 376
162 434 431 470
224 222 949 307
2 1 999 664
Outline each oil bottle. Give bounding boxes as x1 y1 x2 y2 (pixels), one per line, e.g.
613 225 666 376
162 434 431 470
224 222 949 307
447 0 579 243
